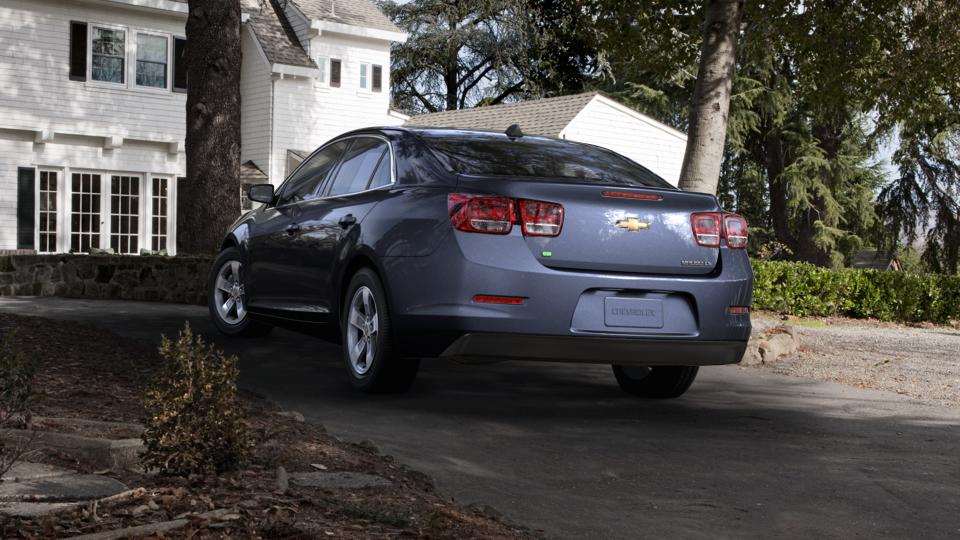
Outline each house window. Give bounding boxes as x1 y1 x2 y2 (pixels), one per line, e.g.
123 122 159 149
136 33 168 88
91 27 125 84
330 59 341 87
151 177 169 252
38 171 58 253
70 173 102 253
110 175 140 254
372 65 382 92
315 56 327 84
359 64 368 89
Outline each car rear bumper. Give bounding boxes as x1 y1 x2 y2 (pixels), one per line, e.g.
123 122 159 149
440 333 748 366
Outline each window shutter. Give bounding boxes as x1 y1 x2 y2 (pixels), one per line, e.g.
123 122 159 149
330 59 341 87
17 167 36 250
372 65 382 92
69 22 87 81
173 37 187 92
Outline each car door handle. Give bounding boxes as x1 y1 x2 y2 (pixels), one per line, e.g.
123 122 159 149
339 214 357 229
285 223 301 235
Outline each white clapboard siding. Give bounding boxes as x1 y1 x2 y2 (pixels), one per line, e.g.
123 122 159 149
561 97 687 186
269 33 402 182
240 26 273 176
0 0 187 143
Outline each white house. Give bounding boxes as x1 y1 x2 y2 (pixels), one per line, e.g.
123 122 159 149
0 0 406 255
408 92 688 186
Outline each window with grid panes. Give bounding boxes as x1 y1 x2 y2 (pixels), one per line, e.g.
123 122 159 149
110 175 140 254
151 177 168 252
38 171 58 253
70 173 102 253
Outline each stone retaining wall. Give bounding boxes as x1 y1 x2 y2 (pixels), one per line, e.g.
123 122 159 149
0 255 212 305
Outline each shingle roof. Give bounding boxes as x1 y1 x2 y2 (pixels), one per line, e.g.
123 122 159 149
292 0 402 34
240 160 269 182
244 0 316 68
407 93 600 137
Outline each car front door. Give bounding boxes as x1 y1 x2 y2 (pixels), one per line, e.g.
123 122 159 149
245 141 348 315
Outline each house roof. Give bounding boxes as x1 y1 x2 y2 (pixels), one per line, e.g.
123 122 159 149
291 0 402 34
407 92 601 137
849 249 902 271
243 0 316 69
240 160 269 183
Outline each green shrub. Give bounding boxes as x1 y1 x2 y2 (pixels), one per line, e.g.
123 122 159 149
141 323 249 476
751 260 960 323
0 329 35 477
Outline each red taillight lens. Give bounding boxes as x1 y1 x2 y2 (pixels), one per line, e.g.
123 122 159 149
518 199 564 237
728 306 750 315
723 214 748 249
449 194 564 237
448 194 516 234
691 212 749 249
601 191 663 201
691 213 722 247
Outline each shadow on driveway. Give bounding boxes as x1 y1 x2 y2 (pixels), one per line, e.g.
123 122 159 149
2 297 958 539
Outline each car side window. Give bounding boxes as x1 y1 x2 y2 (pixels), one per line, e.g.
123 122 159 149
326 138 390 197
277 141 348 206
368 149 392 189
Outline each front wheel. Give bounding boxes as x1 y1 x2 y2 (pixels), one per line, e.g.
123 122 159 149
208 247 272 337
612 365 699 399
341 268 419 393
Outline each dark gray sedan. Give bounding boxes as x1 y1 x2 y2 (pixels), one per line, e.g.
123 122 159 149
208 126 753 397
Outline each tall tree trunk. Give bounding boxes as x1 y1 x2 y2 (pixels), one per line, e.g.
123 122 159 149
678 0 744 194
178 0 242 255
764 130 795 252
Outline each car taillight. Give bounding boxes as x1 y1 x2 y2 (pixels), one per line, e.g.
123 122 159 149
691 212 749 249
448 194 564 237
518 199 563 237
691 213 722 247
448 194 516 234
723 214 748 249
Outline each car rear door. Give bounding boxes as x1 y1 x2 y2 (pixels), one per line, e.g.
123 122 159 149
293 136 395 316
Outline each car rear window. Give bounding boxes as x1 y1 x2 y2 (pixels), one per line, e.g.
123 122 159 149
419 133 675 189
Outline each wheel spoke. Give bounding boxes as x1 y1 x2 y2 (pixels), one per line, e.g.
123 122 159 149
366 337 376 365
369 314 378 335
353 339 366 362
222 297 235 314
229 260 241 281
362 288 373 315
349 311 365 330
216 276 232 293
236 299 246 320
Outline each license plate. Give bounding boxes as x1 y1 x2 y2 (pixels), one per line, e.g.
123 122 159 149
604 298 664 328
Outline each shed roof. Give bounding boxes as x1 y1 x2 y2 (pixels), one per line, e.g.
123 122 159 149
240 160 269 183
292 0 402 34
407 92 600 137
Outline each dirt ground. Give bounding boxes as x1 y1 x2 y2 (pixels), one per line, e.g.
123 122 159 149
751 312 960 407
0 313 535 538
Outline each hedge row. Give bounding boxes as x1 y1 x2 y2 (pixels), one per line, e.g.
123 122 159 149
751 260 960 323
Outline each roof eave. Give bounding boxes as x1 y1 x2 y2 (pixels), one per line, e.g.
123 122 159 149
310 19 408 43
271 63 320 78
101 0 187 15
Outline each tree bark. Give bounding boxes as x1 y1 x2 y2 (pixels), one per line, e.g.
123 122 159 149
178 0 242 255
678 0 744 195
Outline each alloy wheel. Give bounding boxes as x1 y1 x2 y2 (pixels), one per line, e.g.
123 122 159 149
346 286 378 375
214 260 247 325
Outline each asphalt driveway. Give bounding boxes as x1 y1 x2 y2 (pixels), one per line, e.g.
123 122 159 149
2 297 958 539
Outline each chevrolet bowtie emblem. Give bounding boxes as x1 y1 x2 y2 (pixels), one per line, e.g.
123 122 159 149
616 217 650 231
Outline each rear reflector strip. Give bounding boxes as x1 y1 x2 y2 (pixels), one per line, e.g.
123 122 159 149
472 295 525 305
728 306 750 315
601 191 663 201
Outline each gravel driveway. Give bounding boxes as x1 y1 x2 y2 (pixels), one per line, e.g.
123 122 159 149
752 314 960 407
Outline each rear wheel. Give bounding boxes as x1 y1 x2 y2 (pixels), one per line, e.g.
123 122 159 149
612 365 698 399
341 268 419 393
208 247 272 337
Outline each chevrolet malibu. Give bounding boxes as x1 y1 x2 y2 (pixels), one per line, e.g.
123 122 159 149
208 126 753 397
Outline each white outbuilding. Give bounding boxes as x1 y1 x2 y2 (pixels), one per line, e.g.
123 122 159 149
407 92 688 186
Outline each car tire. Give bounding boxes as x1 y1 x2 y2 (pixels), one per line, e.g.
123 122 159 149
208 247 273 337
611 365 699 399
341 268 419 393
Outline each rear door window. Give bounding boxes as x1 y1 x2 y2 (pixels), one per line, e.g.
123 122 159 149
325 138 390 196
277 141 348 205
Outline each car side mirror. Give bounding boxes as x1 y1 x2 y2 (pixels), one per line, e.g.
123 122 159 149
248 184 274 205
